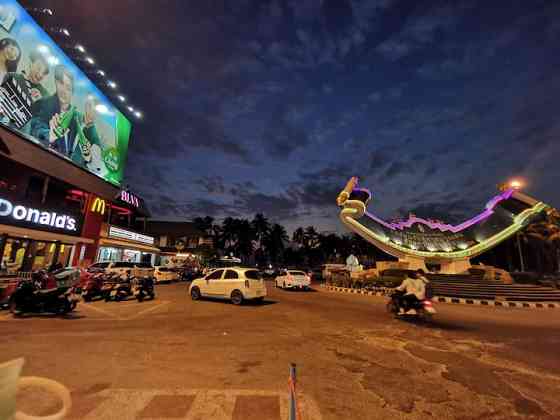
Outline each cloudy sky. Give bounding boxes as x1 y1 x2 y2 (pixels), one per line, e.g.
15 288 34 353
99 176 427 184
29 0 560 233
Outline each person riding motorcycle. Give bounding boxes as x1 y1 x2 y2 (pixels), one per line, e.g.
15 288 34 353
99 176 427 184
395 270 429 314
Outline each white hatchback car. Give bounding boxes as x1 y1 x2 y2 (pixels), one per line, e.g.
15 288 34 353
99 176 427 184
153 266 179 283
189 267 267 305
275 270 311 290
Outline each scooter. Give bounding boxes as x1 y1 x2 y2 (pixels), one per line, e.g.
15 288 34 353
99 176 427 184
386 291 437 321
9 271 79 316
106 271 134 302
133 276 155 302
81 272 105 302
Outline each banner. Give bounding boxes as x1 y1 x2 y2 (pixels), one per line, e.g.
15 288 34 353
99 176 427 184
0 1 131 186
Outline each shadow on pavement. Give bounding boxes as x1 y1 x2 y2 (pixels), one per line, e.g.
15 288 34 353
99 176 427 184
10 312 87 320
197 297 278 307
396 317 476 332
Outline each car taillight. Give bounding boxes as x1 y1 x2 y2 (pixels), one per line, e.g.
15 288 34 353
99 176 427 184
423 300 432 306
245 280 250 288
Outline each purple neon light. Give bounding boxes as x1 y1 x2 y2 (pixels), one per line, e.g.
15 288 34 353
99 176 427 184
360 188 515 234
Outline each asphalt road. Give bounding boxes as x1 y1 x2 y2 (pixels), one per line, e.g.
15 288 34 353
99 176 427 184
2 281 560 419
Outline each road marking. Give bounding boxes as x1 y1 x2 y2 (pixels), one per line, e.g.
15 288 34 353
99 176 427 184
79 388 322 420
78 303 123 320
123 301 170 320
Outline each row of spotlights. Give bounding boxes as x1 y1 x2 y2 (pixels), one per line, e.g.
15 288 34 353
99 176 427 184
72 45 141 118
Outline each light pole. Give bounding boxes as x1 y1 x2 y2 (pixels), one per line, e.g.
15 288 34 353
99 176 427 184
516 233 525 272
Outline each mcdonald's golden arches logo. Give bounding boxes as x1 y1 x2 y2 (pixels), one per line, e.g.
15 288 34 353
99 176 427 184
91 197 106 215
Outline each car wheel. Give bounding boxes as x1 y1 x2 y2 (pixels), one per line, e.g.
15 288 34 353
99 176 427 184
190 286 201 301
230 290 243 305
83 294 92 302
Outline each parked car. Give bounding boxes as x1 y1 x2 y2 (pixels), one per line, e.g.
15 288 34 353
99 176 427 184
153 266 179 283
275 270 311 290
87 261 155 278
189 267 267 305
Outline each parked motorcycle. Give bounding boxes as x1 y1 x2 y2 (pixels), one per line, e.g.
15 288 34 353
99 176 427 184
386 290 437 321
106 271 134 302
133 277 155 302
9 271 79 316
81 272 106 302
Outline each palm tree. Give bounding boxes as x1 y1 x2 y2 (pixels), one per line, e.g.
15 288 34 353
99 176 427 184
303 226 320 249
193 216 214 236
292 227 305 248
264 224 289 264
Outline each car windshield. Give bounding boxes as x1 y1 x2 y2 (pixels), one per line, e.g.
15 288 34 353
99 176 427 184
289 271 306 276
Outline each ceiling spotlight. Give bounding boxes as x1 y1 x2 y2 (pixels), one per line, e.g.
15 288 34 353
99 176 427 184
44 8 53 15
134 111 142 118
85 57 95 64
95 104 109 114
97 70 105 77
37 44 49 54
127 106 134 112
61 28 70 36
76 44 85 53
107 81 117 89
118 95 126 102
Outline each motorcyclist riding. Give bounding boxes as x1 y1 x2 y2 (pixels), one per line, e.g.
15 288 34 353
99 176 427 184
395 269 429 315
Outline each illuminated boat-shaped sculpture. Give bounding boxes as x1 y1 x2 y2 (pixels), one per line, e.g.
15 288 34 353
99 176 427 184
336 177 550 274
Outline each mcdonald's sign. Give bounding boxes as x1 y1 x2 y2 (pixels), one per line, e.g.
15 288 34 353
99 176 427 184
90 197 106 215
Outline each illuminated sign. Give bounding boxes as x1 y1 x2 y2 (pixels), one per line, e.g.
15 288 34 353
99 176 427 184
0 0 132 186
108 225 154 245
90 197 106 215
119 190 140 208
0 197 80 233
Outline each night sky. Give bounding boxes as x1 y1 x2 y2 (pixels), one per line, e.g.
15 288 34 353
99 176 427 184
26 0 560 233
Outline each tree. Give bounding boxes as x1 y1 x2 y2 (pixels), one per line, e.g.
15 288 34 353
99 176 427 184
193 216 214 236
251 214 270 265
264 224 289 264
292 227 305 247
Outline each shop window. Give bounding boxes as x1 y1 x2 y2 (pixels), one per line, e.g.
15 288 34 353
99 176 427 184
98 247 122 263
31 241 56 271
1 238 29 273
123 249 141 263
57 244 72 268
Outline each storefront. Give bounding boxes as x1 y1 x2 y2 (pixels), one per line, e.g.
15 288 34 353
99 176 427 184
97 224 159 265
0 195 91 274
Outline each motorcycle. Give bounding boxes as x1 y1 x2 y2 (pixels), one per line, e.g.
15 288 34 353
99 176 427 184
133 276 155 302
386 290 437 321
106 271 134 302
9 271 79 316
81 272 106 302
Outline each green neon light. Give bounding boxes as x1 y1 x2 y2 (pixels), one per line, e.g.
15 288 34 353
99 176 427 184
344 202 548 260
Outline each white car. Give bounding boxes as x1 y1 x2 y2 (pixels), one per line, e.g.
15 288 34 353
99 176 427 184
189 267 267 305
88 262 155 278
275 270 311 290
153 266 179 283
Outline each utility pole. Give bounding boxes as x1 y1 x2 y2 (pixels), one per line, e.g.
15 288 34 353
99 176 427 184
516 233 525 272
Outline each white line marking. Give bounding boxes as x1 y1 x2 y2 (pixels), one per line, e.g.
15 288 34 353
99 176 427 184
124 301 170 320
78 303 122 320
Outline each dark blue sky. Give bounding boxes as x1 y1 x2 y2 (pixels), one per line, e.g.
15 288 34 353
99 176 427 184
29 0 560 233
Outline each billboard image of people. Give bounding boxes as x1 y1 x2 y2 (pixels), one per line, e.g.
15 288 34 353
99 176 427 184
0 0 132 186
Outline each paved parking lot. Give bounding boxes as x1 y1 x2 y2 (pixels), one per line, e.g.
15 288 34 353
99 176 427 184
3 282 560 419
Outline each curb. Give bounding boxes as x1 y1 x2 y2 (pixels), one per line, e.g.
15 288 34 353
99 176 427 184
321 285 560 309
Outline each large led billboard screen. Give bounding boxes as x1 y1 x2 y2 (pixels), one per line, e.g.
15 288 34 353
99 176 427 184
0 0 131 186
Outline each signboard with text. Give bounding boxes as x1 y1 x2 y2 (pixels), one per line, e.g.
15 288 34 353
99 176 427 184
108 225 154 245
0 1 132 186
0 195 83 235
